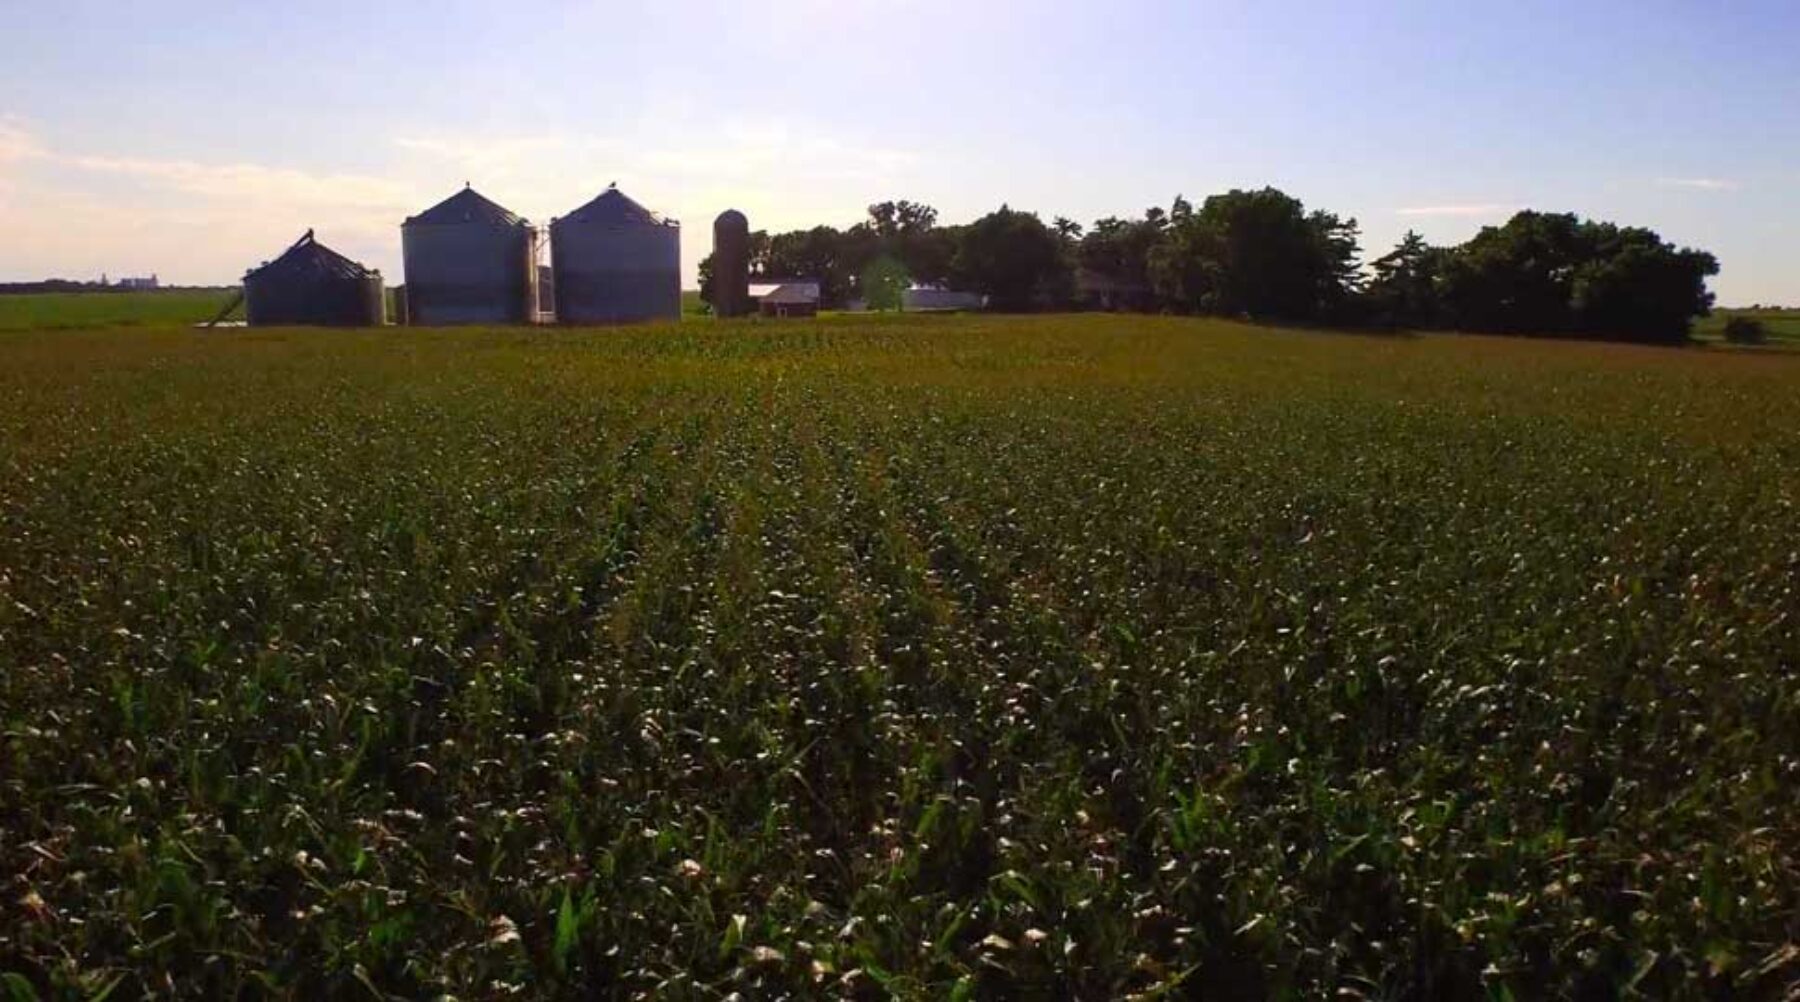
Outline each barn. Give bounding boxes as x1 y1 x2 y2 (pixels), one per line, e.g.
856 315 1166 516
401 185 540 326
550 185 681 324
243 230 385 327
750 279 821 318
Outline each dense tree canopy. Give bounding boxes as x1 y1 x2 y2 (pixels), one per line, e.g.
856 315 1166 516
695 191 1719 343
1365 231 1448 329
953 206 1071 311
1414 212 1718 343
1145 188 1362 322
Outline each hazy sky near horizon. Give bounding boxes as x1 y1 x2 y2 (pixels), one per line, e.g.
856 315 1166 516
2 0 1795 303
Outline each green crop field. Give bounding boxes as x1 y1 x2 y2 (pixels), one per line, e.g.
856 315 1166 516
1694 308 1800 345
2 316 1797 999
0 291 238 332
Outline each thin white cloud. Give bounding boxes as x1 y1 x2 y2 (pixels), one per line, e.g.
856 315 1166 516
1 117 923 283
392 123 918 201
0 117 44 163
1395 203 1517 217
0 127 420 282
1655 177 1737 191
61 154 415 213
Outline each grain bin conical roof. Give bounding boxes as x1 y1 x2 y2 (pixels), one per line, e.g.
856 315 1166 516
246 230 378 280
405 185 527 227
560 186 670 227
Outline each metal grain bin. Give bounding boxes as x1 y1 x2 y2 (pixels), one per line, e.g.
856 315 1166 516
244 230 385 327
550 185 680 325
712 209 751 318
401 185 540 326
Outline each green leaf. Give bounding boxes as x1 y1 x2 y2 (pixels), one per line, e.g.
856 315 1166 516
2 973 40 1002
553 888 580 974
86 974 127 1002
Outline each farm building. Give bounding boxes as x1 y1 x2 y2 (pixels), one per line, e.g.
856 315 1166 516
750 279 820 318
243 230 384 327
902 286 984 312
550 185 681 324
401 185 540 325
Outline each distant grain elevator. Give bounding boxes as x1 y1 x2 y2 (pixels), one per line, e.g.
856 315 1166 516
243 230 385 327
712 209 751 318
401 185 540 325
550 185 681 324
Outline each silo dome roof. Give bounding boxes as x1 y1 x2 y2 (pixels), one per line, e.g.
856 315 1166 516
247 230 378 280
405 186 527 227
561 186 672 227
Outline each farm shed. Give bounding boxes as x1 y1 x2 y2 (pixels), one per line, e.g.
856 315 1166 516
243 230 385 327
751 279 820 318
401 185 540 325
550 185 681 324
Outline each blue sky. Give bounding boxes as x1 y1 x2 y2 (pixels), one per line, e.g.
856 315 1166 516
2 0 1795 303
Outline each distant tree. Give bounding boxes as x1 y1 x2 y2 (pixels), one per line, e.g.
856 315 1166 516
696 252 716 310
764 226 855 306
1365 231 1448 328
1438 211 1717 343
860 256 911 311
861 200 968 289
1148 187 1361 322
1437 211 1586 335
867 200 939 238
904 225 963 287
954 205 1072 311
1723 315 1767 344
1078 213 1167 309
1569 224 1718 343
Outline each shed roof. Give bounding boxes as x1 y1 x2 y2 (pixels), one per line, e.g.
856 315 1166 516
246 230 378 281
405 185 527 227
755 282 821 304
559 185 673 227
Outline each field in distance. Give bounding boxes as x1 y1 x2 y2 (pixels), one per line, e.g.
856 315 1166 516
0 289 238 331
4 288 1797 342
1 315 1796 998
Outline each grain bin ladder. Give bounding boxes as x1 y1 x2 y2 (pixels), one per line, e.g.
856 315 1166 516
203 289 245 328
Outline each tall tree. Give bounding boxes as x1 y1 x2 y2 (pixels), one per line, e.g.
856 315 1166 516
1365 230 1447 328
860 256 911 311
1148 188 1360 321
954 206 1072 311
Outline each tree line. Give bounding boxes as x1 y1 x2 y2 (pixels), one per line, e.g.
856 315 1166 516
700 190 1720 344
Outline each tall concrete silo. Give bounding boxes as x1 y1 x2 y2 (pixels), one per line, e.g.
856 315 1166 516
550 185 681 325
401 185 540 326
712 209 751 318
244 230 385 327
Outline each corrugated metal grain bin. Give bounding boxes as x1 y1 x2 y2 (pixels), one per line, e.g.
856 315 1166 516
401 185 540 325
550 185 680 325
244 230 385 327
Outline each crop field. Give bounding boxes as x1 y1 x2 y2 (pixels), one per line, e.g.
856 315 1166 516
0 291 238 332
1 316 1797 999
1694 308 1800 346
